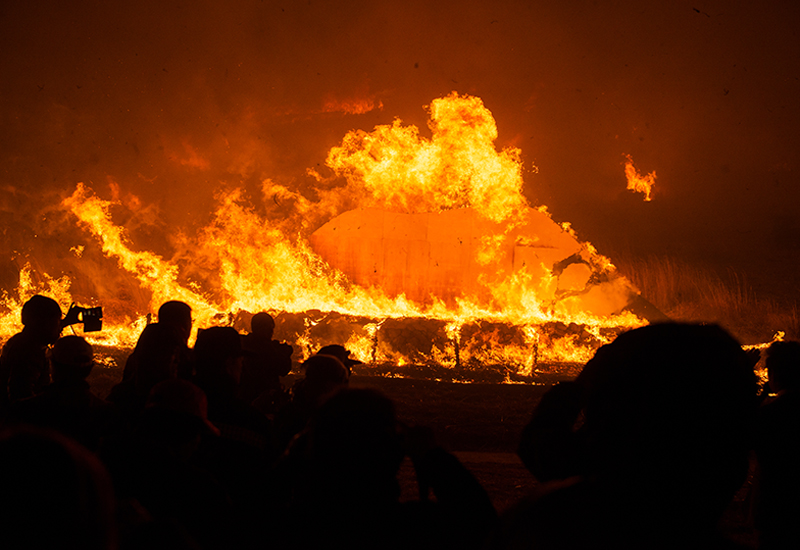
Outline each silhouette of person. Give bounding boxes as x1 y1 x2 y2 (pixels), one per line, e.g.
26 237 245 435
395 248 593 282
517 378 585 482
0 425 117 549
1 295 80 410
191 326 277 528
157 301 194 379
275 354 349 450
192 326 254 420
123 300 194 383
753 340 800 549
279 387 497 549
239 312 293 410
104 379 233 550
501 323 758 549
9 335 114 451
107 323 184 424
293 353 349 404
158 301 193 344
317 344 363 377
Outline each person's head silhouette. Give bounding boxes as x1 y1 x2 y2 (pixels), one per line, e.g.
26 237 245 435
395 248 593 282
765 340 800 394
20 295 63 345
250 312 275 339
157 301 192 344
51 335 94 383
576 323 757 526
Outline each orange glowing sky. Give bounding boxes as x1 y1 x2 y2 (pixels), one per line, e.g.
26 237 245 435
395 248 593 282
1 0 799 303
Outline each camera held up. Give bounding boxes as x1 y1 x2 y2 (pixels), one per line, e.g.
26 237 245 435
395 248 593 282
63 303 103 332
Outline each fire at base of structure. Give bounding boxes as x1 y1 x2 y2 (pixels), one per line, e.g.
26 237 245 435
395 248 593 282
1 93 658 375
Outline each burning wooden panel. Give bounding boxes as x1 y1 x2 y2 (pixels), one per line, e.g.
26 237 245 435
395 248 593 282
310 206 637 317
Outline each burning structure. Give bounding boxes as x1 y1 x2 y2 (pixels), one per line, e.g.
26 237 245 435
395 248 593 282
1 93 648 377
310 207 635 317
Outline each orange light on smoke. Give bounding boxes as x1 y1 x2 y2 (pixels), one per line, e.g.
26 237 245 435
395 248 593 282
624 154 656 201
322 95 383 115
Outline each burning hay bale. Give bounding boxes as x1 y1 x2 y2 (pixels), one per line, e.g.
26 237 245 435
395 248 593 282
376 317 450 366
243 309 630 382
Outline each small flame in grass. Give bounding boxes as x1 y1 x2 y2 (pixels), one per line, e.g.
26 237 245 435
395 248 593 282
624 154 656 201
744 331 786 386
743 330 785 352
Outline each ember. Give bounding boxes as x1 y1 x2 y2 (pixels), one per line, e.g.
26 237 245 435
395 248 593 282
624 154 656 202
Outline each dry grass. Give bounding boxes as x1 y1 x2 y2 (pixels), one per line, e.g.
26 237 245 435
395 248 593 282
613 255 800 345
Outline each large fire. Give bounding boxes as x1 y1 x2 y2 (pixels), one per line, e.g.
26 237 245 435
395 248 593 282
0 93 647 377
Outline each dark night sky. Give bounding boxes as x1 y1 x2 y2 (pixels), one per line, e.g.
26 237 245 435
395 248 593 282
2 0 799 303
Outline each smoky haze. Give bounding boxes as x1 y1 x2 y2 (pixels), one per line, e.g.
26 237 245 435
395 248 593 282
2 0 799 307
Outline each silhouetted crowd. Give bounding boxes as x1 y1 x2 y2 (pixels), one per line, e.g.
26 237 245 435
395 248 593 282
1 295 798 549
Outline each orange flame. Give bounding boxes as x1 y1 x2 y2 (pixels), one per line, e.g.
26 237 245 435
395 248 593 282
624 154 656 201
61 183 222 339
327 93 529 225
0 264 73 339
3 93 648 372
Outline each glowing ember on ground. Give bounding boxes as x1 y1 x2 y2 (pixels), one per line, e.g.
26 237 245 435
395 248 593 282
624 154 656 201
1 93 649 374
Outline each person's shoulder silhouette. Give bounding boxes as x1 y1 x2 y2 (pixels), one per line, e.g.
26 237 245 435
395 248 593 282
501 323 758 549
1 295 65 406
0 425 117 549
754 340 800 548
10 335 112 450
239 312 293 407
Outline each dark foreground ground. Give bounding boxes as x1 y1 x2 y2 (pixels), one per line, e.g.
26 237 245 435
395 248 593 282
88 361 758 547
351 375 546 516
347 375 757 548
